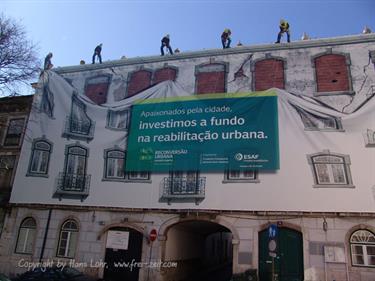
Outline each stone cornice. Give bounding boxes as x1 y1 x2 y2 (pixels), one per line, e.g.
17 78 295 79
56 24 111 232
54 34 375 75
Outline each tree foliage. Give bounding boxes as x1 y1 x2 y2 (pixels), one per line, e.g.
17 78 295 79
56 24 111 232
0 13 40 96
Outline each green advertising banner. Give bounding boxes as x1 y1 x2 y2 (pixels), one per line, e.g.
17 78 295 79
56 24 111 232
126 91 279 172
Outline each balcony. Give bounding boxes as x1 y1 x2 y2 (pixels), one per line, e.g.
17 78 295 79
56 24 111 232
55 173 91 201
160 176 206 205
62 116 95 142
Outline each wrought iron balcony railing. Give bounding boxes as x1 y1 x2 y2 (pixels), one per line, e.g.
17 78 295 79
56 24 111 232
161 176 206 205
62 116 95 142
55 173 91 200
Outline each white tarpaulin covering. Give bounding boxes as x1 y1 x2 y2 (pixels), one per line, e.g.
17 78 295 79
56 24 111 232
10 71 375 212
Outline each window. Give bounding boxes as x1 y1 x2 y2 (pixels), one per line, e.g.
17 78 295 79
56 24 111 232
170 171 198 194
105 150 125 180
0 155 16 191
62 94 95 142
127 171 150 181
56 145 91 199
57 144 90 194
103 149 150 182
0 155 16 170
84 75 110 105
27 139 52 177
106 109 130 130
153 67 177 85
65 146 87 177
126 69 152 97
57 220 79 258
363 129 375 147
253 58 285 91
307 151 354 188
195 63 227 94
350 230 375 267
161 170 205 204
294 105 343 131
4 118 25 146
223 170 259 183
314 53 352 95
15 218 36 254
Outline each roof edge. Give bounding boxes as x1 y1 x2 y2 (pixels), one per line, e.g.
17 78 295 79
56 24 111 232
54 33 375 75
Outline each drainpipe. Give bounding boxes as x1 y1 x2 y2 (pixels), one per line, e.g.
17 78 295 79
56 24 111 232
39 209 52 262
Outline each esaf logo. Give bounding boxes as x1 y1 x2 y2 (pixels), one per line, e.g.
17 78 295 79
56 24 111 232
234 153 259 161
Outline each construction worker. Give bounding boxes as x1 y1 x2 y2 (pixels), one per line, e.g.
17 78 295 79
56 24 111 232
276 19 290 43
92 43 103 64
161 34 173 56
221 28 232 49
44 53 53 70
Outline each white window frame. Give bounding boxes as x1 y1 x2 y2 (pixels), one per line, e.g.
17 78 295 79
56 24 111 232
27 138 52 177
223 170 259 183
103 148 151 183
57 220 79 258
106 109 130 131
350 230 375 267
127 171 150 181
104 149 125 180
307 150 354 188
15 217 36 255
363 129 375 147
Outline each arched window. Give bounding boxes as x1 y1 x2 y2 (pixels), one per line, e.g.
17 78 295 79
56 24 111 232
56 144 91 200
350 229 375 267
15 217 36 254
253 58 285 91
59 145 89 192
27 139 52 176
57 219 79 258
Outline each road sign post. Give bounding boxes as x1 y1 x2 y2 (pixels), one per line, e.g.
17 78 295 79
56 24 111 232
147 229 158 281
268 224 278 281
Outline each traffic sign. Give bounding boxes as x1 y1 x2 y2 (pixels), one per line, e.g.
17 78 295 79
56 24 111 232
268 239 277 252
269 252 277 258
268 224 278 238
149 229 157 242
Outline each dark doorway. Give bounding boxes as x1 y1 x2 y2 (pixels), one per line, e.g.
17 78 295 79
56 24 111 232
259 227 304 281
103 227 143 281
163 220 233 281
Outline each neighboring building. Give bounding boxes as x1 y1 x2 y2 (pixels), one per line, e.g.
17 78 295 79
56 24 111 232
1 34 375 281
0 95 32 234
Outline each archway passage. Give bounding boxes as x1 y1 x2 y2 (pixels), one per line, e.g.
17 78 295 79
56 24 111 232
259 227 304 281
163 220 233 281
103 227 143 281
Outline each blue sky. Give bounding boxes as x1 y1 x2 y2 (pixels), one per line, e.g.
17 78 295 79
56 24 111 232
3 0 375 68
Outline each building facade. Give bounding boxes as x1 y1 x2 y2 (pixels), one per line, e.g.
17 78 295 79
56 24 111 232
1 34 375 281
0 95 32 235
